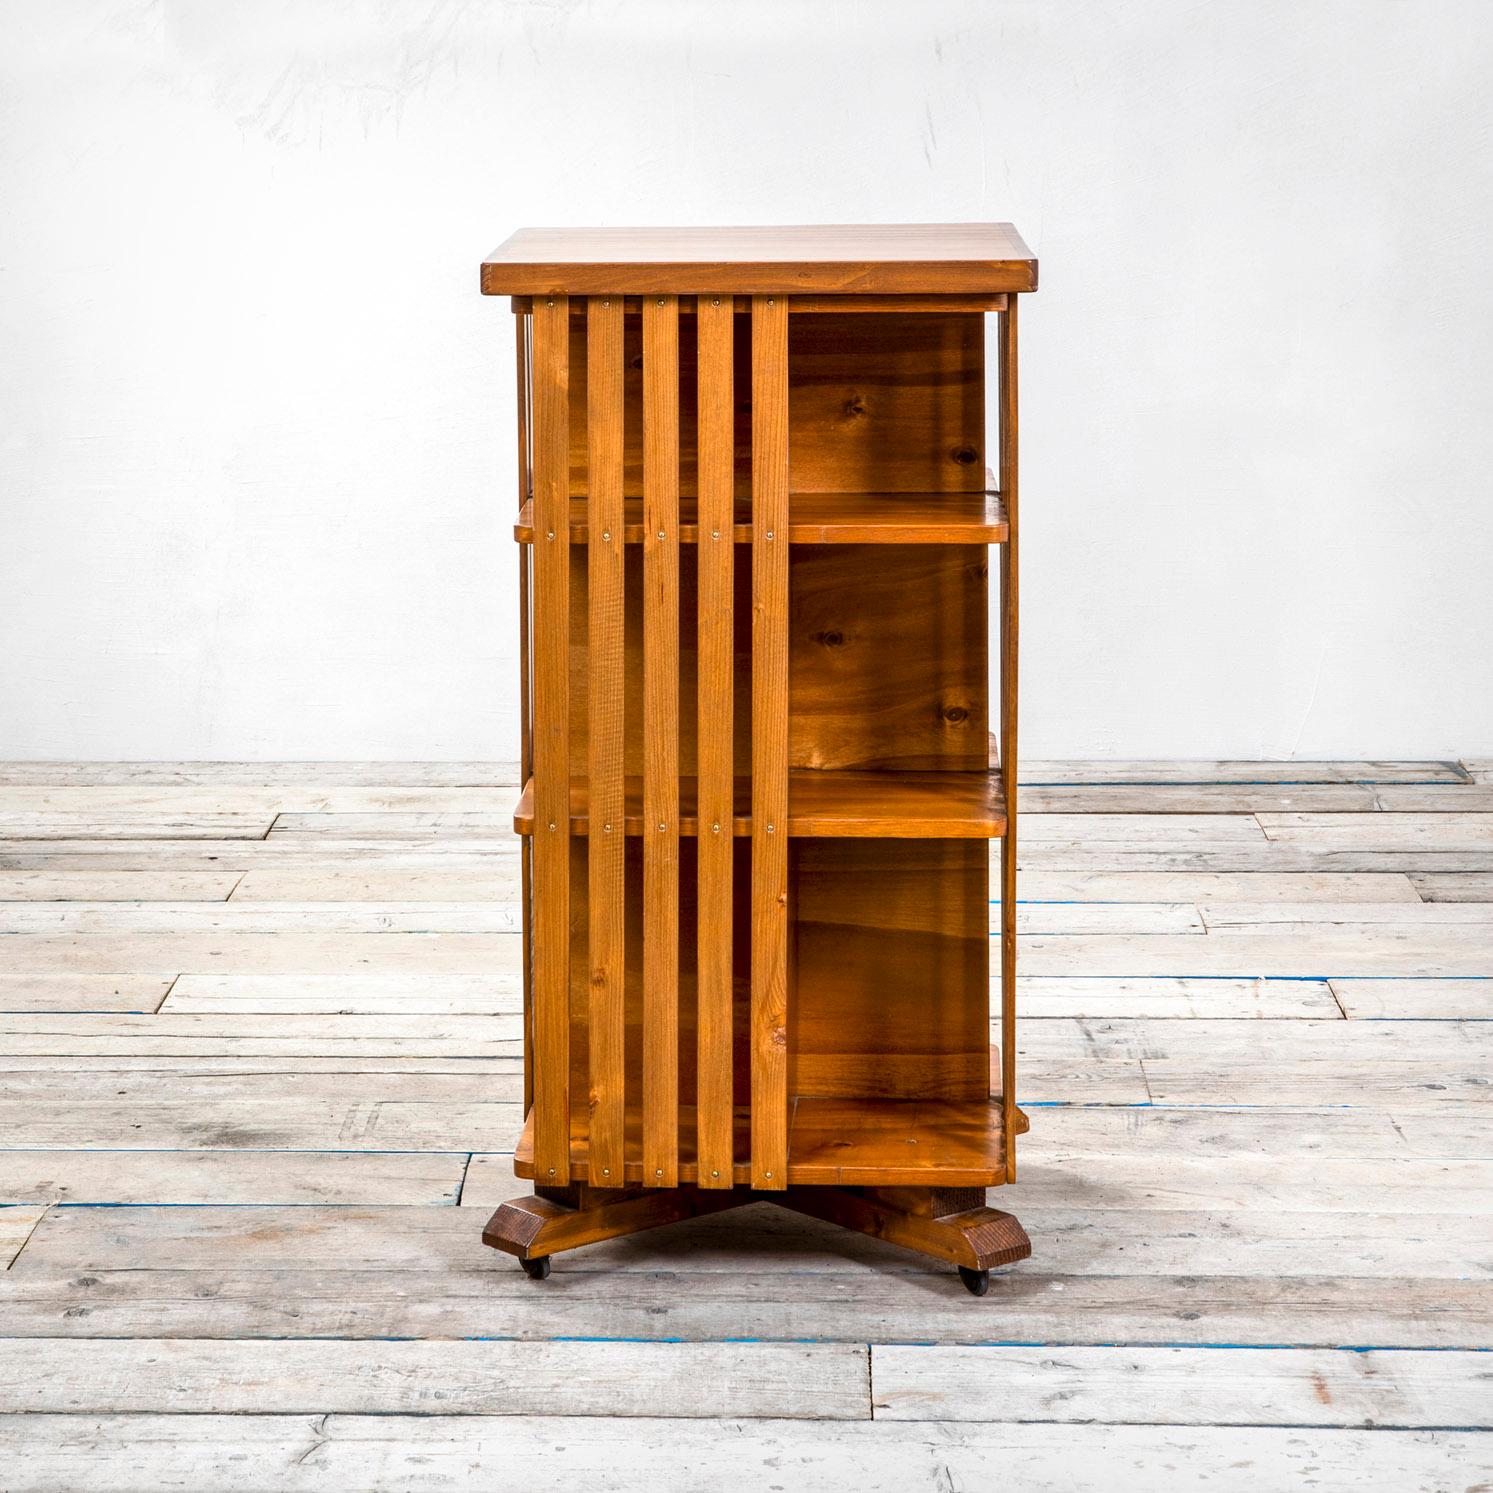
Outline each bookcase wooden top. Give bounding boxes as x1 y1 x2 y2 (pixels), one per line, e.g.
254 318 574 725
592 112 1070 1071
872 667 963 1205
481 223 1036 296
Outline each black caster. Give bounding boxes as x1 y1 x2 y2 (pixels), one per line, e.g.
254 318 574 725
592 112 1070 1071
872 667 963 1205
958 1265 990 1297
520 1255 551 1280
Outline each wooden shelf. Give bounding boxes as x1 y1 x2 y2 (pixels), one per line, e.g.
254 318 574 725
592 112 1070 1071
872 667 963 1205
515 491 1007 546
515 1095 1010 1188
513 769 1006 839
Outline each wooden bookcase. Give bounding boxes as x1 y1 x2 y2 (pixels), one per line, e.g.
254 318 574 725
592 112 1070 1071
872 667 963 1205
480 225 1036 1294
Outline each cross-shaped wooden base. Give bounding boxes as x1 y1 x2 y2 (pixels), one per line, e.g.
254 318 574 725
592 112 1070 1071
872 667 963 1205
483 1183 1031 1296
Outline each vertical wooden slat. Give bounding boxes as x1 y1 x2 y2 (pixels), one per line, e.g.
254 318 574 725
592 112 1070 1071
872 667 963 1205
750 294 789 1190
696 296 735 1188
587 296 626 1185
516 313 534 1118
642 294 680 1186
531 295 571 1185
998 295 1020 1180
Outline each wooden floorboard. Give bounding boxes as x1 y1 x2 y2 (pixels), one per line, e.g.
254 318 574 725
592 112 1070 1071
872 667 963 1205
0 1417 1481 1493
0 761 1488 1487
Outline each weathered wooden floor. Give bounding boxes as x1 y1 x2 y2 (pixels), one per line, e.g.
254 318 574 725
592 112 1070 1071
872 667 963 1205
0 760 1490 1490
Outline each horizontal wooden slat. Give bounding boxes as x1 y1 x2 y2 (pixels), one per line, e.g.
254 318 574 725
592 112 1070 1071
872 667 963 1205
0 975 173 1013
13 1194 1492 1291
0 1150 466 1205
871 1344 1491 1428
0 763 520 787
161 973 522 1013
0 903 518 933
0 872 241 901
1258 813 1493 847
0 1339 869 1419
1018 761 1472 786
0 932 522 976
1 1416 1485 1492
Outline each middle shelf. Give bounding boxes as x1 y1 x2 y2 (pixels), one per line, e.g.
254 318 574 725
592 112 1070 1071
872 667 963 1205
513 768 1006 839
515 490 1008 545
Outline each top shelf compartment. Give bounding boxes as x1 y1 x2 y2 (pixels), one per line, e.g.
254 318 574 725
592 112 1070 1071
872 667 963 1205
515 490 1007 546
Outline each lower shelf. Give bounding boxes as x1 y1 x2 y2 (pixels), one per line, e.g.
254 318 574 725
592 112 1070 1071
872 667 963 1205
514 1095 1024 1189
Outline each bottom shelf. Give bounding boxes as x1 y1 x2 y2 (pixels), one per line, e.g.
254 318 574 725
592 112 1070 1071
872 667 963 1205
514 1094 1027 1189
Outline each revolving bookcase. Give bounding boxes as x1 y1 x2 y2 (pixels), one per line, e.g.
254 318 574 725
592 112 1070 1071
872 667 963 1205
479 225 1036 1295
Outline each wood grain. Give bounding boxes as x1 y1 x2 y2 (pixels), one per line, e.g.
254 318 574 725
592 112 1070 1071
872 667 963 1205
750 294 789 1190
531 294 571 1184
871 1344 1492 1428
512 489 1008 545
586 294 627 1185
695 294 736 1189
480 223 1038 296
998 293 1019 1177
0 1338 869 1419
511 770 1005 837
0 1418 1484 1493
642 293 681 1186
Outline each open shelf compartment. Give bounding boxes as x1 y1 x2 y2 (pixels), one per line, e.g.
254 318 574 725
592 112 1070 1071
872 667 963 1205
514 1094 1013 1189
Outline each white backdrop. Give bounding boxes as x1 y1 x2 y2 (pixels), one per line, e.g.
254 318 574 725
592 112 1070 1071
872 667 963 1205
3 0 1491 760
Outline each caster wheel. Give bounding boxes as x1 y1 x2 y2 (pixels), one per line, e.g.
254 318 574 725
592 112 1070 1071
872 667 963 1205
520 1255 551 1281
958 1266 990 1297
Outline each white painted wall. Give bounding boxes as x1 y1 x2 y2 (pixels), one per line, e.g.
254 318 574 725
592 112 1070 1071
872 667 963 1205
3 0 1490 760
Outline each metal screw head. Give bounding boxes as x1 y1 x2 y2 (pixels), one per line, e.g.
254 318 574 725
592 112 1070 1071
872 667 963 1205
711 529 720 540
657 298 665 307
764 1170 773 1179
711 1169 720 1178
547 821 556 832
655 1168 663 1178
603 822 612 833
712 298 720 307
602 1167 610 1177
766 823 775 834
766 298 774 307
766 530 775 540
546 530 555 541
603 299 610 307
657 529 665 540
657 821 666 832
711 822 720 834
546 299 554 307
601 529 611 541
547 1167 556 1175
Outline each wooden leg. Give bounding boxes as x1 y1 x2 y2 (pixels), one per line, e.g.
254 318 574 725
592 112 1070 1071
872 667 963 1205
482 1183 752 1262
775 1185 1031 1273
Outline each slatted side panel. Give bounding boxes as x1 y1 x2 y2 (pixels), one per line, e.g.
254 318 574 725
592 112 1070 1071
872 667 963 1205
695 297 736 1188
516 310 534 1118
750 295 790 1190
586 297 626 1185
531 296 571 1184
999 295 1020 1179
642 295 681 1186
